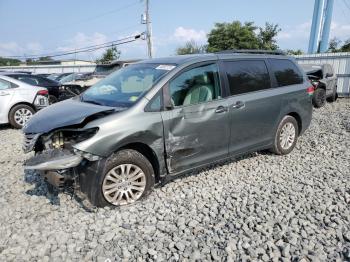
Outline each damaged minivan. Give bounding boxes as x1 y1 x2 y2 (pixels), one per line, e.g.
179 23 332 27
23 51 313 207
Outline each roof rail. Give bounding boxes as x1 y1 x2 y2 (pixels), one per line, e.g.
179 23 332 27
216 49 286 55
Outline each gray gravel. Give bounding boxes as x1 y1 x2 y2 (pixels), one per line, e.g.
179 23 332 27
0 99 349 261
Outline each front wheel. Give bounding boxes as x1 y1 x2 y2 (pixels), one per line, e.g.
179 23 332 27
87 149 155 207
8 104 35 129
270 115 299 155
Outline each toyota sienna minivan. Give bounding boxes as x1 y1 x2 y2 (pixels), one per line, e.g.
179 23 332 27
23 50 313 207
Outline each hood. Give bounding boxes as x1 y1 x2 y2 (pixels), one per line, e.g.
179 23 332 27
23 98 119 134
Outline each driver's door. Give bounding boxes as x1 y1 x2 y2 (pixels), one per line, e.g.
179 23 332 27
161 63 230 173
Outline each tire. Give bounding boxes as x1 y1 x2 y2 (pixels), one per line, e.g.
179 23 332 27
49 95 58 104
8 104 35 129
312 88 326 108
327 85 338 103
270 115 299 155
85 149 155 207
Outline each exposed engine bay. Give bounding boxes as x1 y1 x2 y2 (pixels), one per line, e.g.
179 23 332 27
24 128 100 188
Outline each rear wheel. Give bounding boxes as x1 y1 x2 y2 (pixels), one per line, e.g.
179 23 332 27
8 104 35 129
327 85 338 103
312 88 326 108
87 149 155 207
270 115 299 155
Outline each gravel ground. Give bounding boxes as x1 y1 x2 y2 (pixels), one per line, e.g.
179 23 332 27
0 99 349 261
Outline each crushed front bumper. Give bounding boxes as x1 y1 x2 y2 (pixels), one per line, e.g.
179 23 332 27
24 149 82 171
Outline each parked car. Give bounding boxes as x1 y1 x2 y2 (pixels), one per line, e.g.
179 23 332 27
300 64 338 108
3 73 61 104
57 60 141 92
23 51 313 207
0 75 49 128
47 73 72 82
35 73 51 78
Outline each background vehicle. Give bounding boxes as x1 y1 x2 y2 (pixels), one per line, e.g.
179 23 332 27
300 64 338 108
0 75 48 128
23 51 313 207
3 73 61 104
47 72 72 82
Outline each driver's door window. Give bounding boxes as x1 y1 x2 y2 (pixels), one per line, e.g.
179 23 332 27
169 63 221 107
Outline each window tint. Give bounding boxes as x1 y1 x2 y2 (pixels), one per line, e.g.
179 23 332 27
269 59 303 87
224 60 271 95
0 79 11 90
169 63 221 107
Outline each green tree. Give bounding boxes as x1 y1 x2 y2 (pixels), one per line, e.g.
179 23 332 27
340 39 350 52
96 46 121 64
0 57 21 66
285 49 304 55
207 21 260 52
176 40 206 55
258 22 281 50
328 37 341 52
207 21 280 52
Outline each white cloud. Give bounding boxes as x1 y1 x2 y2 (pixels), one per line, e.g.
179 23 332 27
276 21 311 41
276 20 350 51
56 32 108 60
330 22 350 40
0 41 43 57
173 27 207 43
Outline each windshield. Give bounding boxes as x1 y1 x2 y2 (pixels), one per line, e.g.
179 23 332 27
81 63 176 107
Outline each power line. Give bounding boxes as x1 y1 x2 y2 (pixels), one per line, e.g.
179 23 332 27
3 34 144 60
47 1 140 30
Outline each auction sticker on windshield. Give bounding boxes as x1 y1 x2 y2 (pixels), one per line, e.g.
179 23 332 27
156 65 176 71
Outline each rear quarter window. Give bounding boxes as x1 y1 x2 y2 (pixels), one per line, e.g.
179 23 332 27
224 60 271 96
269 59 303 87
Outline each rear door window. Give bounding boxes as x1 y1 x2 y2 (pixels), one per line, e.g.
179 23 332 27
224 60 271 96
0 79 12 90
269 59 303 87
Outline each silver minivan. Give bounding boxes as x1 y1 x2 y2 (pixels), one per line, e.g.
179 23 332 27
23 51 313 207
0 75 49 128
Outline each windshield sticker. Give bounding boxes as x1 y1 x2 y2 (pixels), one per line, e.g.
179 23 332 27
129 96 138 102
156 65 176 71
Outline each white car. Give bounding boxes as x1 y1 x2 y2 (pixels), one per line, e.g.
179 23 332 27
0 75 49 128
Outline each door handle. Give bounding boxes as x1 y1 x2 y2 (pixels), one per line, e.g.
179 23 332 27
215 105 228 113
232 101 245 109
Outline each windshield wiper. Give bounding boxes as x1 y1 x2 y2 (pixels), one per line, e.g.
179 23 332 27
82 99 103 106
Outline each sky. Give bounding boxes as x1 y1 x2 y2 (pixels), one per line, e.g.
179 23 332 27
0 0 350 61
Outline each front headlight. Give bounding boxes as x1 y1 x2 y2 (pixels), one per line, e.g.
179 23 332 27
73 148 101 161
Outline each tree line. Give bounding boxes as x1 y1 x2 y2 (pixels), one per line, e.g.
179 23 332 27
175 20 350 56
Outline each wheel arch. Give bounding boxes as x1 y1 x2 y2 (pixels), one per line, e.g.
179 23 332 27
286 112 302 135
118 142 161 183
8 102 36 120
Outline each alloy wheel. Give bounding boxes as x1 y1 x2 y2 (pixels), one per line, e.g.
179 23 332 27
102 164 146 206
279 122 296 150
14 108 33 127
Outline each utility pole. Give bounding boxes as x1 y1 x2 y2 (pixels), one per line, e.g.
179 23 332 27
145 0 153 58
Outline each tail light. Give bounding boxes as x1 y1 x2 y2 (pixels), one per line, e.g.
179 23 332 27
306 85 315 95
37 90 48 96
